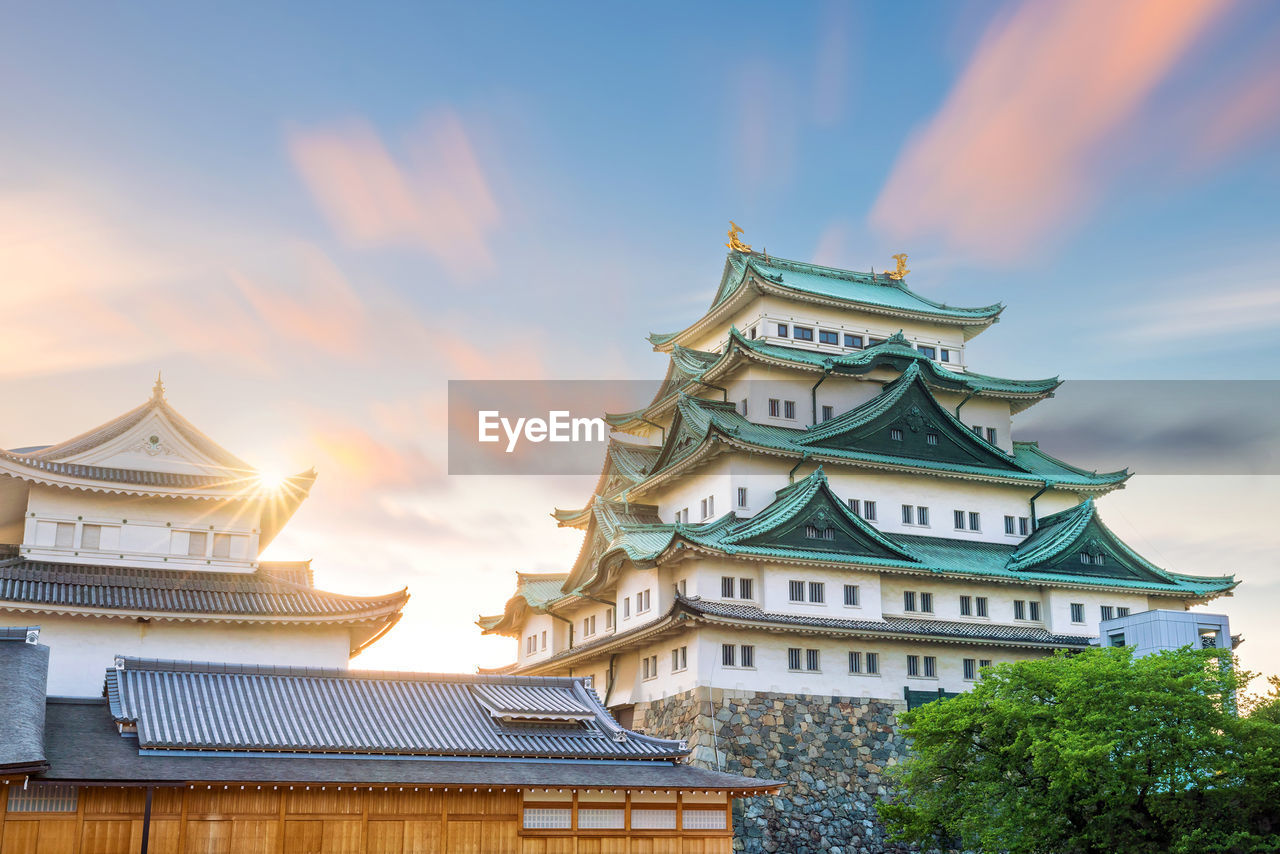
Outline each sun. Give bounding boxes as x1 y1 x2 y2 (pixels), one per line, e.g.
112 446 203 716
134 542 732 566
255 467 290 491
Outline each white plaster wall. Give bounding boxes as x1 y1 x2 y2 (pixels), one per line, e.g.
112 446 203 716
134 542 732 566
22 485 261 569
27 614 352 696
517 612 564 663
657 458 732 524
1042 588 1155 636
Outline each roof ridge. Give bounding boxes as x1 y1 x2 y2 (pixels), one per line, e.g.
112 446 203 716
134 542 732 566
115 655 591 686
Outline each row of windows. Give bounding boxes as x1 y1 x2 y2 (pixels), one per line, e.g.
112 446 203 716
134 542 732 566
621 589 651 619
721 643 756 668
35 521 244 558
1073 603 1131 623
764 322 954 363
953 510 981 532
847 498 878 521
969 425 999 444
720 576 755 599
674 495 716 523
523 804 724 831
903 591 934 613
901 504 930 527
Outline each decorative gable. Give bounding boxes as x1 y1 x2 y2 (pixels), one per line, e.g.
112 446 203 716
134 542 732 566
1008 500 1177 585
720 468 916 562
796 363 1022 472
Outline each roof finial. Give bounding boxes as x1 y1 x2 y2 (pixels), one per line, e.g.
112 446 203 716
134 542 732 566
152 371 165 402
887 253 910 281
725 221 751 253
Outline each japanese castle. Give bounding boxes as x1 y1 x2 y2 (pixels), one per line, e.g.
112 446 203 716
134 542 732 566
478 231 1237 850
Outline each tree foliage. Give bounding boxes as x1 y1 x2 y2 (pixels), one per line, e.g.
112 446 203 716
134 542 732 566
880 646 1280 853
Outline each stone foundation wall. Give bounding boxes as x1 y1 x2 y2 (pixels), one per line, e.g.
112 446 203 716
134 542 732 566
637 688 919 854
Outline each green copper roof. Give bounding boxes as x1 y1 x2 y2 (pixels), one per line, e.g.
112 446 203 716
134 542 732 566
608 330 1059 429
640 369 1128 490
476 572 571 635
576 470 1232 598
712 252 1005 320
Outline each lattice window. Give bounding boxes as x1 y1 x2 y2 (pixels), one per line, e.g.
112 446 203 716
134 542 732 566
522 807 571 829
632 809 677 829
578 808 625 829
7 784 78 813
683 809 727 829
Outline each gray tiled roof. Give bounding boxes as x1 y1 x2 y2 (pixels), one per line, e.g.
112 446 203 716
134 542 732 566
0 559 406 623
38 699 775 791
0 630 49 773
686 598 1094 647
106 657 687 760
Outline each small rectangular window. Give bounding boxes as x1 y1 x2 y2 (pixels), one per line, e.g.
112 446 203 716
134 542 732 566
672 646 687 672
808 581 825 604
579 808 626 829
1070 603 1085 623
523 807 572 829
819 330 838 345
541 630 547 649
866 652 879 674
212 532 231 558
963 658 976 680
793 326 814 341
954 510 966 529
739 577 754 599
902 504 914 524
777 323 788 337
970 424 982 436
700 498 709 519
924 656 937 678
849 651 862 673
768 399 781 417
749 326 757 339
54 522 75 549
968 512 980 531
1110 634 1126 648
722 643 736 667
1019 516 1030 535
868 337 886 346
678 578 686 596
187 531 208 557
940 348 951 362
907 654 920 677
960 594 972 616
1101 605 1114 621
783 400 796 419
623 597 631 618
917 345 936 359
848 498 860 515
740 645 754 667
864 500 877 521
80 524 102 551
1004 515 1016 535
904 591 917 612
805 649 820 671
788 580 805 602
605 609 613 629
890 427 904 441
925 432 939 445
737 487 748 508
917 506 929 526
526 636 536 655
1029 601 1041 621
7 784 79 813
638 590 651 612
821 405 834 422
843 584 859 607
739 399 749 416
721 576 735 598
920 592 933 613
979 658 992 669
1014 600 1027 620
976 596 988 617
844 334 863 348
787 648 802 670
986 427 998 444
1117 607 1130 618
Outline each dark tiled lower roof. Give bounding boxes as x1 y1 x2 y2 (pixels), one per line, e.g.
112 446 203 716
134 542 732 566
0 634 49 773
687 598 1094 647
0 559 406 623
38 700 774 791
106 657 686 760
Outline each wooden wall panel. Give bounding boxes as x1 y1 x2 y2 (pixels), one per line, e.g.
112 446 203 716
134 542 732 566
284 820 322 853
401 820 440 853
445 790 518 817
1 821 38 854
364 821 402 854
320 819 362 853
446 819 515 854
146 818 183 854
366 790 441 817
83 788 145 815
187 788 280 817
34 819 78 854
183 819 232 854
227 818 278 853
80 818 134 853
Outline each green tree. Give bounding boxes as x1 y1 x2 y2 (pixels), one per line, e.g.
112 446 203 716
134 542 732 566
880 646 1280 854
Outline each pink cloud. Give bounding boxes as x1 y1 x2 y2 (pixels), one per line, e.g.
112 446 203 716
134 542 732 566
870 0 1230 263
1189 65 1280 166
288 112 500 276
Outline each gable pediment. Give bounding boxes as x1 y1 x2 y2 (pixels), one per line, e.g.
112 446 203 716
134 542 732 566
798 366 1022 472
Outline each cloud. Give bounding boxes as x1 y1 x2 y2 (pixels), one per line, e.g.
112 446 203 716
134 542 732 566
870 0 1229 262
811 0 854 127
1187 63 1280 167
732 61 797 191
288 112 500 275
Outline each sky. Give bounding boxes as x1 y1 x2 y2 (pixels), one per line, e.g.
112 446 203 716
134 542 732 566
1 0 1278 681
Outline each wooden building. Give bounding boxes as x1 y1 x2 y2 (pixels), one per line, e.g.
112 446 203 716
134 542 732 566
0 633 777 853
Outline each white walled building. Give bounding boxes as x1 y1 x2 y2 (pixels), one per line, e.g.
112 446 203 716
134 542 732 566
478 242 1236 738
0 378 407 695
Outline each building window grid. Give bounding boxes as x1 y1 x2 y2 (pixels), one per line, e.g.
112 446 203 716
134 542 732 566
963 658 977 680
737 487 748 508
808 581 825 604
739 578 753 600
843 584 859 607
960 595 972 616
907 654 920 677
1070 603 1085 623
866 652 879 674
976 596 989 617
924 656 937 678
